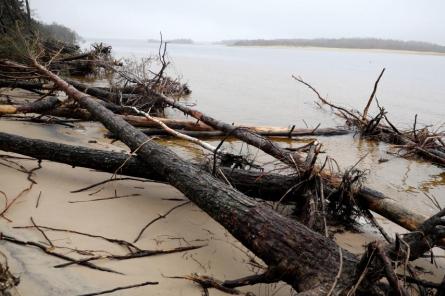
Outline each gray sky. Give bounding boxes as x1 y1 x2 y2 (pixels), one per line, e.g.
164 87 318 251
30 0 445 44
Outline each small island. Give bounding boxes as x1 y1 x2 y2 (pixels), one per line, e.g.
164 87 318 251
223 37 445 54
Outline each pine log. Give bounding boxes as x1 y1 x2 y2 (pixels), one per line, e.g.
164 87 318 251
0 131 428 236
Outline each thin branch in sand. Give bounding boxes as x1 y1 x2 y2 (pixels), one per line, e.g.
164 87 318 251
1 233 122 274
0 160 42 221
69 193 141 204
133 201 191 243
55 245 205 268
13 224 141 253
35 191 42 208
30 217 54 248
70 177 149 193
77 280 158 296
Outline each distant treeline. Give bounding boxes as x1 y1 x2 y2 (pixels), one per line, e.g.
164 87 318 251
147 38 194 44
225 38 445 53
38 22 81 44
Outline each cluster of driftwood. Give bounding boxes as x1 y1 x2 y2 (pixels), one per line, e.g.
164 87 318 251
293 70 445 167
0 43 444 296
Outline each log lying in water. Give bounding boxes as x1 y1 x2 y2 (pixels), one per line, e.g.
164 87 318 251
30 58 362 294
138 127 350 138
0 79 50 92
143 90 439 232
0 131 427 235
0 96 60 115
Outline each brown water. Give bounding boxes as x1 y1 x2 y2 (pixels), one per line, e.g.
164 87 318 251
99 39 445 214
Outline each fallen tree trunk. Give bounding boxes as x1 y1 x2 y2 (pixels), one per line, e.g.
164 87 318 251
0 96 60 115
0 79 49 92
0 131 428 236
137 127 350 138
30 58 362 294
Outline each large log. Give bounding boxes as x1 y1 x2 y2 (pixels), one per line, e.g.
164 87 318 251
0 96 60 115
138 127 350 138
0 131 428 233
30 59 361 294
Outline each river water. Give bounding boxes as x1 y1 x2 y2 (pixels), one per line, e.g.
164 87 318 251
87 39 445 217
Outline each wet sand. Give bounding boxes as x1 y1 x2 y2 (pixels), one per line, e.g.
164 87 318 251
0 89 444 295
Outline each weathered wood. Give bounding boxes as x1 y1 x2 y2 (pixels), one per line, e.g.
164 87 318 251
152 92 300 165
0 79 49 92
30 58 362 294
138 127 350 138
0 96 60 115
149 91 438 232
0 131 429 237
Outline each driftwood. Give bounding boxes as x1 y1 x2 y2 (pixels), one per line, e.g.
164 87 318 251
293 73 445 167
0 96 60 115
29 58 366 294
124 87 434 233
0 131 429 239
0 58 442 294
137 127 350 138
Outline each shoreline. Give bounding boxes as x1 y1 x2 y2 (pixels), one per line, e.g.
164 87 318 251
229 44 445 56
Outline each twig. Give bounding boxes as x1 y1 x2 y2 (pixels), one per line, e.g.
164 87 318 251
133 201 191 243
77 280 158 296
69 193 141 203
35 191 42 208
70 178 148 193
55 245 204 268
14 224 140 253
362 68 385 120
30 217 54 247
1 233 121 274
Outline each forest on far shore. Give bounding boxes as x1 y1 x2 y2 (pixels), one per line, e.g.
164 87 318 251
221 37 445 53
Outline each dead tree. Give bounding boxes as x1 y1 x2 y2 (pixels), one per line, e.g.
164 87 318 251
0 131 430 234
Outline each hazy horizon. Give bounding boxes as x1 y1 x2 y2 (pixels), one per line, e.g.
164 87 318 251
30 0 445 45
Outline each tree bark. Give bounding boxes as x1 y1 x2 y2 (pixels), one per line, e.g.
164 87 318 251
0 131 429 238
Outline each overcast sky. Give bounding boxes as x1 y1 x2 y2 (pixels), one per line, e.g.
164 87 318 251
30 0 445 44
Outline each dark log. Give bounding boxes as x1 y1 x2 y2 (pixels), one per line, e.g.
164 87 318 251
0 131 429 239
138 127 350 138
30 59 361 294
0 96 60 115
0 79 48 92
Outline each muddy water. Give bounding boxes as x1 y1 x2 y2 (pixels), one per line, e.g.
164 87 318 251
101 39 444 215
0 42 444 295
